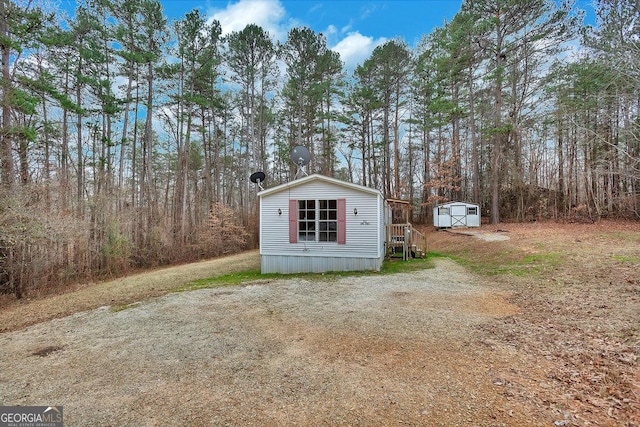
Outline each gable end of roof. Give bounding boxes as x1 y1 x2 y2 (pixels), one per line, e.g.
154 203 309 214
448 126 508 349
258 174 381 198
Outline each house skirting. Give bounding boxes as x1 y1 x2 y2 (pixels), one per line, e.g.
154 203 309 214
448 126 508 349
261 254 383 274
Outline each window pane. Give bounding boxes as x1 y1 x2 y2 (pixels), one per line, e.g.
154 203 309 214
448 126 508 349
296 199 339 243
317 199 338 242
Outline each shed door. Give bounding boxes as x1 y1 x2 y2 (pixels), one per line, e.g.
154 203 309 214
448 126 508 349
450 205 466 227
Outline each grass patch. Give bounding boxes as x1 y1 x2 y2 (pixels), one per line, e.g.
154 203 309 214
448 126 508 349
430 249 564 278
173 257 438 292
110 302 141 312
173 270 275 292
380 256 436 274
493 252 563 276
610 255 640 263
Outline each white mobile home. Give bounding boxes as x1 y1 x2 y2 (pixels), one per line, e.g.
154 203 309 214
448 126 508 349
433 201 481 228
258 174 388 274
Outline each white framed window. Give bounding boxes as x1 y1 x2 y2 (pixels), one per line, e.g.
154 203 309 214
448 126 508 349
298 199 338 242
289 199 346 244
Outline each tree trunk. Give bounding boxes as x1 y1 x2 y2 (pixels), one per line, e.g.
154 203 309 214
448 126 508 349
76 54 84 216
393 81 401 199
490 13 504 225
0 0 15 188
557 116 565 217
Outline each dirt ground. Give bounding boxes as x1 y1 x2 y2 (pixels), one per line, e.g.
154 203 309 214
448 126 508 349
427 221 640 426
0 221 638 426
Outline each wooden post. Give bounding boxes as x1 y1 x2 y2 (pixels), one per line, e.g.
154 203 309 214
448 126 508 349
404 226 410 261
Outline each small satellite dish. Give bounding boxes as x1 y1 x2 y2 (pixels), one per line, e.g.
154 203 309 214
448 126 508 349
290 146 311 167
250 171 266 190
290 146 310 178
250 171 265 184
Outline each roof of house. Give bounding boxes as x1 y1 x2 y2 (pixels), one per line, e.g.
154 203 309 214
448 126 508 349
258 174 382 198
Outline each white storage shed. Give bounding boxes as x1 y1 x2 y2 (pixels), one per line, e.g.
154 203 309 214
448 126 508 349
433 201 481 228
258 174 389 274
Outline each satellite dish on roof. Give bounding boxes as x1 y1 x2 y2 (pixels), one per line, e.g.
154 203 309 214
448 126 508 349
291 145 311 167
290 146 310 178
250 171 266 190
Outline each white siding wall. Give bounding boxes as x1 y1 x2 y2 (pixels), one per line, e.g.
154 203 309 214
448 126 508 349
433 212 452 227
466 212 481 227
261 181 380 257
260 180 385 273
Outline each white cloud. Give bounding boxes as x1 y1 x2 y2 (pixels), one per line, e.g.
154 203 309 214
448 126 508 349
206 0 287 39
340 23 353 34
331 32 387 72
203 0 386 70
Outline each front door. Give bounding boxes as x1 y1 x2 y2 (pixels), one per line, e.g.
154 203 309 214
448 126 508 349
450 205 466 227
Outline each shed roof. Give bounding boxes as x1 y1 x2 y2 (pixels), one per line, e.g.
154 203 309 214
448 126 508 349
436 201 480 207
258 174 382 198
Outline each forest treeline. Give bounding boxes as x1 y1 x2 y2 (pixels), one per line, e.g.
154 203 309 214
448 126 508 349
0 0 638 297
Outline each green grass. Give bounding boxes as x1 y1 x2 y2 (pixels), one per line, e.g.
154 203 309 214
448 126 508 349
430 249 564 278
109 302 141 312
172 256 438 292
380 256 436 274
610 255 640 263
172 270 275 292
493 252 563 276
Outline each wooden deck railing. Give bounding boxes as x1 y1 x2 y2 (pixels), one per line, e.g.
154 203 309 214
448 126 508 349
386 223 427 260
409 227 427 257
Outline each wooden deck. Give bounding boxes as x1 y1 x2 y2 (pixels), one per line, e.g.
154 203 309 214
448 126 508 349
386 224 427 260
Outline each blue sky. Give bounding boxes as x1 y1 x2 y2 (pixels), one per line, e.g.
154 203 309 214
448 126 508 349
60 0 595 70
158 0 595 70
153 0 462 69
161 0 462 42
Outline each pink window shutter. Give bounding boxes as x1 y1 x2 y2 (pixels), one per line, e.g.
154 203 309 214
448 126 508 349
289 199 298 243
337 198 346 244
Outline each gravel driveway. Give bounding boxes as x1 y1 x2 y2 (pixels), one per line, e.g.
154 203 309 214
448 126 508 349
0 259 550 426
